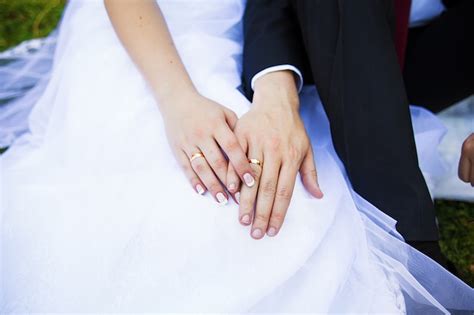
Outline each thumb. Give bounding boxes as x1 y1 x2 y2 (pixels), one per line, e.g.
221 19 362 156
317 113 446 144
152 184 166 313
299 148 323 198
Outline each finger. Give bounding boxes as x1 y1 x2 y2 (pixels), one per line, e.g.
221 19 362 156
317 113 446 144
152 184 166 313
267 163 298 237
239 162 262 228
215 126 256 188
226 162 241 197
200 140 230 188
238 143 261 229
228 136 248 202
178 150 206 195
187 147 228 205
252 155 280 239
458 153 471 183
299 147 323 198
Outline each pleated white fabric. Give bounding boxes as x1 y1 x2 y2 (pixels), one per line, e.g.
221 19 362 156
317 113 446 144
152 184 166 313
1 0 473 313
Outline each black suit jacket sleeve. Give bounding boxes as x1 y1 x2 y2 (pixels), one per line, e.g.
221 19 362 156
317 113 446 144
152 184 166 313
242 0 309 100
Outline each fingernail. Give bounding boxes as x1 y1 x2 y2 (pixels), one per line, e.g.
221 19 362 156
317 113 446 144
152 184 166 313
228 183 236 192
216 192 228 205
243 173 255 187
235 192 240 204
196 184 205 195
267 227 277 237
241 214 250 225
251 228 263 239
316 187 324 199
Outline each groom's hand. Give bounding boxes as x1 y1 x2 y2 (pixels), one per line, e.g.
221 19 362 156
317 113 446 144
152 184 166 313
228 71 323 239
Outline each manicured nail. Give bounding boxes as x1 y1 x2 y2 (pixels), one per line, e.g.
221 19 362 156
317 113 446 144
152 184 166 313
251 228 263 239
235 192 240 204
241 214 250 225
243 173 255 187
228 183 236 192
216 192 228 205
267 227 277 237
196 184 205 195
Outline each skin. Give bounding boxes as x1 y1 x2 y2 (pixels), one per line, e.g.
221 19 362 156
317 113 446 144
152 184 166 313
104 1 322 238
459 133 474 186
228 71 323 239
104 0 256 205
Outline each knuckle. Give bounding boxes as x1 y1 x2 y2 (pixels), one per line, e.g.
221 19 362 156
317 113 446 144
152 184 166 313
270 211 286 223
239 199 254 212
238 193 254 210
261 181 276 196
303 169 317 179
212 158 227 171
224 138 239 151
235 159 251 173
254 212 269 222
193 162 206 173
250 164 262 178
276 187 292 201
179 160 191 172
287 144 304 161
208 182 222 193
191 127 206 139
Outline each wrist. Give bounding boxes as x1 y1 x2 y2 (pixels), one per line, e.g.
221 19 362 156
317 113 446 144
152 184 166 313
155 85 199 116
253 70 300 111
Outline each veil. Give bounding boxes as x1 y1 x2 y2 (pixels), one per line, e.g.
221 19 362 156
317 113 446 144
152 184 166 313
0 33 58 148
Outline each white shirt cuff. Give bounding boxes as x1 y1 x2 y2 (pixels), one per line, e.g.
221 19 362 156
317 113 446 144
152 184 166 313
251 65 304 93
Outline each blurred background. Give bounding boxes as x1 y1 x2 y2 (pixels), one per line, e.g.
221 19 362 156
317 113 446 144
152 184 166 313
0 0 472 286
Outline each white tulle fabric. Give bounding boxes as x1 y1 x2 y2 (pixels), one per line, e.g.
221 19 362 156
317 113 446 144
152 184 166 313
0 0 473 313
431 98 474 201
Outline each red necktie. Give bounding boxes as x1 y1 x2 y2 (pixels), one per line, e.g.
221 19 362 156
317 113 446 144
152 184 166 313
394 0 412 69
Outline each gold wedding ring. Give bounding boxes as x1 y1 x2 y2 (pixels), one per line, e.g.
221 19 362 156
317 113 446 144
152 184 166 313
190 152 205 162
248 158 263 167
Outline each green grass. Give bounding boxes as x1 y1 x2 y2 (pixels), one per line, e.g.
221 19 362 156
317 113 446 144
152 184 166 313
437 200 474 285
1 1 473 287
0 0 66 51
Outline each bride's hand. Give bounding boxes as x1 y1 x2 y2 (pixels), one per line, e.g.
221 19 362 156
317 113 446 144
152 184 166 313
105 1 256 202
228 71 323 239
161 90 256 204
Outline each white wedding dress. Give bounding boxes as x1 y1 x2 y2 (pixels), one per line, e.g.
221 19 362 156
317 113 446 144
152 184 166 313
0 0 473 313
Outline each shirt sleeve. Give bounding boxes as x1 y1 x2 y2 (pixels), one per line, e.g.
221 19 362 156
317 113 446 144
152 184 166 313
242 0 309 100
250 65 304 93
